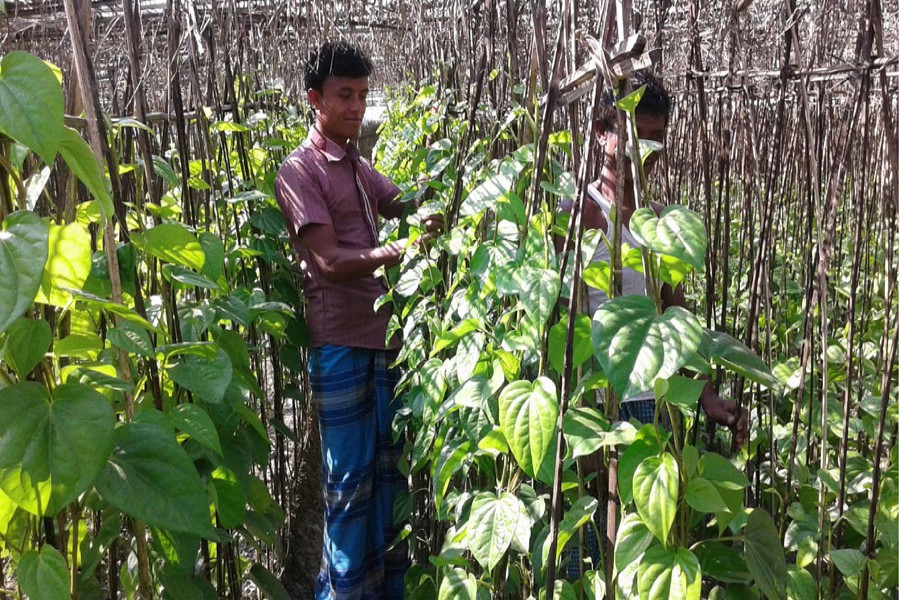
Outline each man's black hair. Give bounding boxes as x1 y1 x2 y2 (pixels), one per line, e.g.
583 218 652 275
304 41 373 92
595 70 671 133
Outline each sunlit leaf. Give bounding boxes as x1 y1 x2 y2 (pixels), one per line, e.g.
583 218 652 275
498 378 558 483
0 211 48 334
0 382 114 516
466 491 523 571
548 314 593 375
34 221 92 306
633 453 678 545
136 223 205 271
0 52 64 164
630 205 707 270
593 295 702 399
701 329 781 393
58 127 114 218
637 545 701 600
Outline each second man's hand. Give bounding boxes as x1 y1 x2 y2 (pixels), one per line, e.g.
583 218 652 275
419 212 445 244
699 389 750 446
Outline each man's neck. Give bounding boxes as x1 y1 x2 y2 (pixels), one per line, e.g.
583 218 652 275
315 124 349 149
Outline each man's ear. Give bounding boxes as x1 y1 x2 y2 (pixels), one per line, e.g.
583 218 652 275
307 89 321 111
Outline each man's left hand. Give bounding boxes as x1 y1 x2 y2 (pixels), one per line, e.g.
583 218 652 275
420 213 445 243
700 391 749 446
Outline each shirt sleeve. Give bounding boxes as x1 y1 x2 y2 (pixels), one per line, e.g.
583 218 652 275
274 155 333 238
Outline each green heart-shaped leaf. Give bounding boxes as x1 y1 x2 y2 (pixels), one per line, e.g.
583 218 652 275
0 211 48 334
0 382 114 516
466 491 524 571
701 329 781 393
499 378 558 483
134 223 205 271
548 314 593 375
633 453 679 545
637 545 701 600
168 349 233 404
0 52 64 164
35 221 92 307
95 421 216 538
630 205 707 270
18 545 69 600
744 509 788 600
592 295 702 399
1 318 50 379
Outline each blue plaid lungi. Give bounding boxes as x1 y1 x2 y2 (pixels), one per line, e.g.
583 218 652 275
309 345 408 600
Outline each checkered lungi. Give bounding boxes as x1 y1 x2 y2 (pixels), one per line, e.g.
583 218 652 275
309 345 408 599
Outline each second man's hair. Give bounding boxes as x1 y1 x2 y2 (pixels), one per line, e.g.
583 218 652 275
595 71 671 133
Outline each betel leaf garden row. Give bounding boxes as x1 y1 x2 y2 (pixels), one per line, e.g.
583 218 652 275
0 51 309 599
369 79 897 600
0 49 896 600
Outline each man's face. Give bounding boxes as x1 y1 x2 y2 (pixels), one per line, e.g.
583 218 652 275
308 76 369 143
601 112 668 181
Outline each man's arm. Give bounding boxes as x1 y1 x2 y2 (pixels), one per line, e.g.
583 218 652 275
300 217 445 283
300 223 405 282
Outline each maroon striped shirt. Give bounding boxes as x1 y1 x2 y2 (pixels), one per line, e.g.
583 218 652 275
275 128 401 349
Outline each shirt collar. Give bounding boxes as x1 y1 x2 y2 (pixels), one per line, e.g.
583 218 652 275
307 127 360 163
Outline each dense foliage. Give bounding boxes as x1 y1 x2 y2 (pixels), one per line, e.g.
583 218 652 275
0 50 896 600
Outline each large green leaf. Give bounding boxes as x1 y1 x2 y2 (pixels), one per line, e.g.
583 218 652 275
684 477 728 513
698 452 751 490
95 421 216 538
0 52 64 164
34 221 92 306
1 317 50 380
637 545 701 600
0 382 114 516
466 491 525 571
198 232 225 283
438 568 478 600
630 205 707 270
498 378 558 483
614 512 655 574
743 509 788 600
701 329 781 393
592 295 702 399
618 425 661 506
632 454 678 545
830 548 866 578
0 211 48 334
18 545 69 600
58 126 114 219
460 171 517 217
210 466 246 529
135 223 205 271
695 542 752 584
562 406 609 459
168 349 233 404
107 321 155 358
548 314 593 374
786 568 816 600
515 268 560 326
